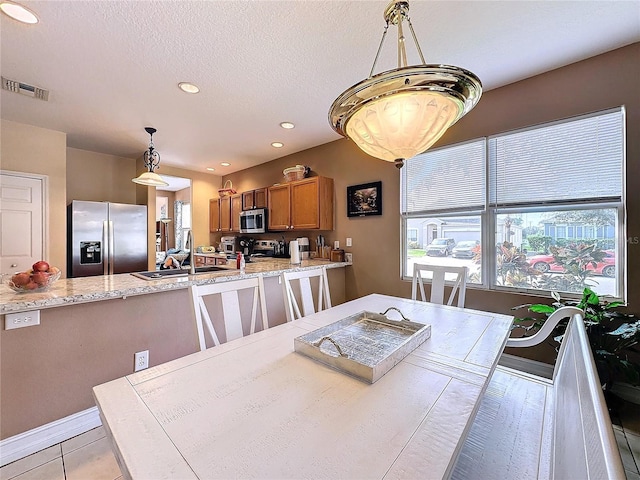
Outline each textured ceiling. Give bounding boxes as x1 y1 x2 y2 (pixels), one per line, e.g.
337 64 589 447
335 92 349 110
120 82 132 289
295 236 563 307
1 1 639 176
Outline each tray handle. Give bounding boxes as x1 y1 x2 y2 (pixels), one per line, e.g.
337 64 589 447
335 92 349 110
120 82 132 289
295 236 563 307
312 336 348 358
380 307 410 322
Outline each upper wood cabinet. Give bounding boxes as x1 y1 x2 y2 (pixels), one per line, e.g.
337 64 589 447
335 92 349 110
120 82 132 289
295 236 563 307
268 177 334 231
214 194 242 232
230 194 242 232
209 199 221 232
242 187 267 211
219 196 231 232
268 184 292 231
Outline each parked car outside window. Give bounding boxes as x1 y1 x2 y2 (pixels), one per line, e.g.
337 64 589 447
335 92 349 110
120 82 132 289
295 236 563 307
425 238 456 256
452 240 480 259
527 250 616 277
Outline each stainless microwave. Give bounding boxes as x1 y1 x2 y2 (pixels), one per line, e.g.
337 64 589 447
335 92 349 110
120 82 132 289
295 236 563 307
239 208 267 234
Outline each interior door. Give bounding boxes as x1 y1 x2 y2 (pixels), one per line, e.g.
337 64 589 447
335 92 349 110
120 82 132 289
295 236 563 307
0 172 45 274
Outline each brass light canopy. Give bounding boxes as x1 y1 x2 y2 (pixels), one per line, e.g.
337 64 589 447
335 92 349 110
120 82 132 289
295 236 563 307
132 127 169 187
329 0 482 169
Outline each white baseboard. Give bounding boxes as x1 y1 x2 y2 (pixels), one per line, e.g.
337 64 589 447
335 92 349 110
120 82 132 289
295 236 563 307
610 382 640 405
0 407 101 467
498 353 554 379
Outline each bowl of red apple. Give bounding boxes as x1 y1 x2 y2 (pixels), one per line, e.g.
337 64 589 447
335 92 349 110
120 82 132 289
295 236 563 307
7 261 61 293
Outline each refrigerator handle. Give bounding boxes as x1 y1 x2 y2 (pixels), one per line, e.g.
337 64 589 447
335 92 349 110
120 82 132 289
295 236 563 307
102 220 109 276
108 221 115 275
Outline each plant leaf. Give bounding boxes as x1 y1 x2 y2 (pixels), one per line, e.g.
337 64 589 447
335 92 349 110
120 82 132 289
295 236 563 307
529 304 556 314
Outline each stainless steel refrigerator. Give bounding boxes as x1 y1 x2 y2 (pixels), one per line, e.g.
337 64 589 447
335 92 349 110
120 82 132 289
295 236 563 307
67 201 148 277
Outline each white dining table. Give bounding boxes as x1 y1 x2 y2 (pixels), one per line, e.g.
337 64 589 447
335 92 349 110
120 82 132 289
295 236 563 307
93 294 513 480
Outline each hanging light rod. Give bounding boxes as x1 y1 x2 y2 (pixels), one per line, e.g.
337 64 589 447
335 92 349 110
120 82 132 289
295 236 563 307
329 0 482 169
132 127 169 187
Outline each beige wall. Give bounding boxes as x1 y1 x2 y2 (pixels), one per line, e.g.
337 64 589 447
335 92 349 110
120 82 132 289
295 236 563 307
1 120 67 277
66 148 137 204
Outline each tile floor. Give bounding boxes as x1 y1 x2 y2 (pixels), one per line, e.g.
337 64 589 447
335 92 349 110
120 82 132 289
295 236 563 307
611 398 640 480
0 426 121 480
1 398 639 479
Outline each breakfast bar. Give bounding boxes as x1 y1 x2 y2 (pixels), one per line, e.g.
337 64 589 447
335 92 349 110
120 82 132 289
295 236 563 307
0 258 348 314
94 294 513 479
0 259 348 455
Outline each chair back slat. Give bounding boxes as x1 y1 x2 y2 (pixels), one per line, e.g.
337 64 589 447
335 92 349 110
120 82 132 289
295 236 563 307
411 264 468 307
299 277 316 317
282 267 332 321
189 276 268 351
220 290 244 343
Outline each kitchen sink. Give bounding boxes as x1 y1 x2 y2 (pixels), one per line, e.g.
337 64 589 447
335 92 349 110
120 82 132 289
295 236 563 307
131 266 227 280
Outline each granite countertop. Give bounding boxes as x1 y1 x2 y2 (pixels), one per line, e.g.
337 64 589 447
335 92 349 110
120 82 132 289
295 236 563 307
0 258 349 314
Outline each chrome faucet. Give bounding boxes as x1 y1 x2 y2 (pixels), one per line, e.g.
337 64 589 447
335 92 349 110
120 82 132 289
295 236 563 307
186 229 196 274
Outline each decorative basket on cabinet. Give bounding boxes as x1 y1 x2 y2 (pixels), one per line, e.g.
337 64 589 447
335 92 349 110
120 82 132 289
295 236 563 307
218 180 237 197
283 165 310 182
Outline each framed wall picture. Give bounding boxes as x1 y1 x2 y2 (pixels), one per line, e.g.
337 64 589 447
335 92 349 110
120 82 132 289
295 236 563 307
347 181 382 217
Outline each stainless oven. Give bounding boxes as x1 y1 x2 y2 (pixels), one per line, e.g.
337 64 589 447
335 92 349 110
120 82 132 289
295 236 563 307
240 208 267 234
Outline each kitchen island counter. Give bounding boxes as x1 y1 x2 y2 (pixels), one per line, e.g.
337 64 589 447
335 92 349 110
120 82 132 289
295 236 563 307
0 258 349 314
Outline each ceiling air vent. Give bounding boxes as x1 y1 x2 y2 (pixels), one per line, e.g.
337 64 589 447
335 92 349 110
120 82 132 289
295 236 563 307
1 76 49 101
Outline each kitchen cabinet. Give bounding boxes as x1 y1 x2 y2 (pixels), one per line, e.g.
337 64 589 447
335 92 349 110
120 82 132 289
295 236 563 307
216 194 242 232
194 254 227 267
268 176 334 231
231 194 242 231
242 187 267 210
209 199 221 232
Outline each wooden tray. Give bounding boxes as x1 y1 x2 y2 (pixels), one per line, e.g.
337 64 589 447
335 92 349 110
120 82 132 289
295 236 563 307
294 309 431 383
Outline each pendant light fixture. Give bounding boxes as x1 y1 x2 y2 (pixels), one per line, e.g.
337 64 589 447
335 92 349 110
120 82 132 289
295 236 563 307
328 0 482 169
132 127 169 187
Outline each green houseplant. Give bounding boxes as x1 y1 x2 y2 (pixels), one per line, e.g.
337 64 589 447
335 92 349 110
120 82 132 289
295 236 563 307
512 287 640 389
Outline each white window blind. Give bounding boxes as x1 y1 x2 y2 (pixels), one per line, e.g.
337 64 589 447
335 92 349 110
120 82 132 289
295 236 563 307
489 109 624 207
401 139 485 214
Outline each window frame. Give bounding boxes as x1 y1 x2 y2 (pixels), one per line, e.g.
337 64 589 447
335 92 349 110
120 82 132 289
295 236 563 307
400 107 627 301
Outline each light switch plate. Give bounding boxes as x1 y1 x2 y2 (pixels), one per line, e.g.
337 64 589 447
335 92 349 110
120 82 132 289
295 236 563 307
346 238 352 247
5 310 40 330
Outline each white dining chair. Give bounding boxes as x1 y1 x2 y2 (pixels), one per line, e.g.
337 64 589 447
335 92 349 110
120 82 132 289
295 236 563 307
411 264 468 307
281 267 332 321
189 276 268 351
505 306 584 348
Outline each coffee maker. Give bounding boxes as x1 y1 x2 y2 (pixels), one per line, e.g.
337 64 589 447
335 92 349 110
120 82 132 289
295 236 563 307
296 237 310 259
220 236 238 258
238 236 255 261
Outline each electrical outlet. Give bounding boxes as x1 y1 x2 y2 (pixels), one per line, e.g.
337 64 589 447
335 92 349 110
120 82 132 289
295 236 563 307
345 253 353 263
346 237 352 247
134 350 149 372
334 240 340 249
5 310 40 330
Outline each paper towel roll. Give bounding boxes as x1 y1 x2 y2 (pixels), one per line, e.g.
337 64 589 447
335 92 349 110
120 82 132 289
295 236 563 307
289 240 300 264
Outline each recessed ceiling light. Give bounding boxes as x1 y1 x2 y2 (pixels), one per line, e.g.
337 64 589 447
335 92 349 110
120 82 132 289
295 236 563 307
0 1 38 24
178 82 200 94
206 167 215 172
280 122 295 129
271 142 284 148
220 162 231 167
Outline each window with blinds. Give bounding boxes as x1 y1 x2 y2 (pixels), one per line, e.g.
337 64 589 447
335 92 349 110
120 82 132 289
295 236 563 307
400 107 626 299
402 139 485 215
489 109 624 207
